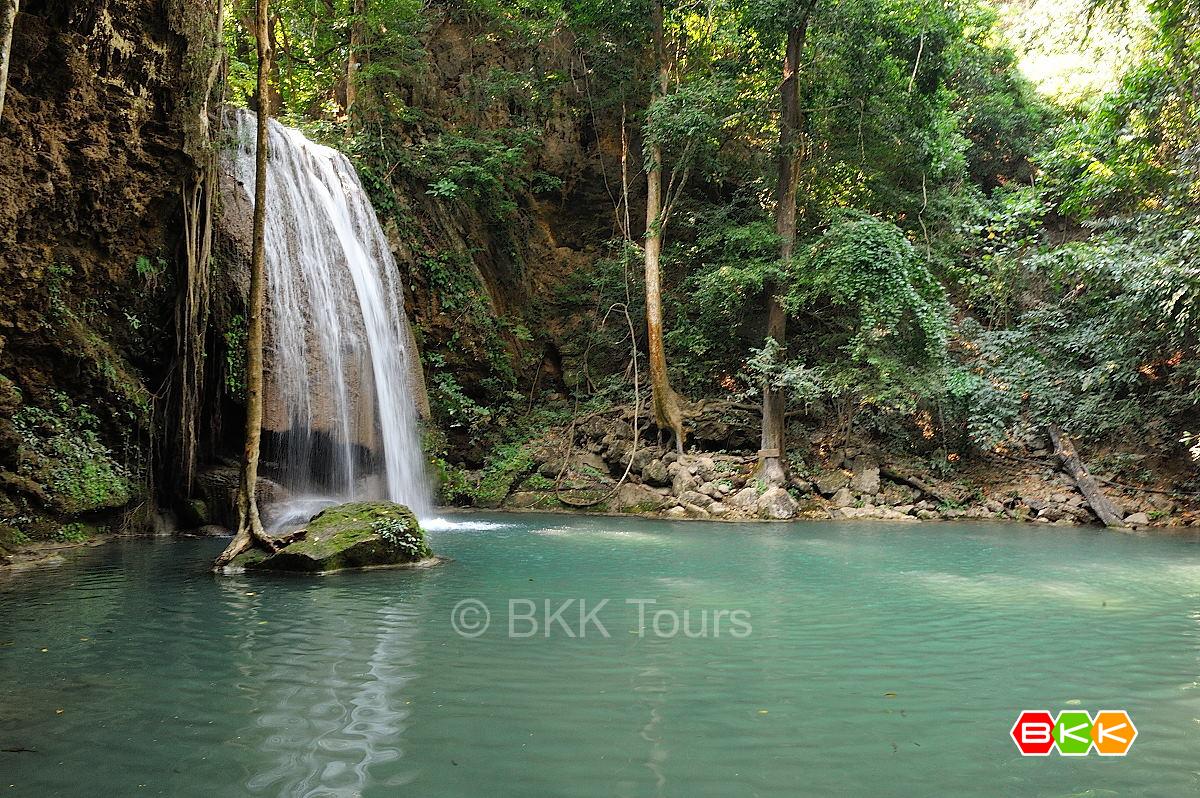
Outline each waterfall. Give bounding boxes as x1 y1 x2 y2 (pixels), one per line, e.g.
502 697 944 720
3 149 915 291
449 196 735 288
225 109 431 522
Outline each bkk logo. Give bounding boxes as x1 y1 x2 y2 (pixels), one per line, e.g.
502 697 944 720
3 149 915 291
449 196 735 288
1011 710 1137 756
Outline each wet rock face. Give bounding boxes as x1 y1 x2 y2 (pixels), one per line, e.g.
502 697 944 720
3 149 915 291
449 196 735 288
232 501 433 573
194 467 288 530
0 0 215 538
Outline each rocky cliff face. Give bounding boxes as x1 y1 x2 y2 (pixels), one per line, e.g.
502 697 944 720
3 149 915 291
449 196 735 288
0 0 215 556
0 3 635 554
359 16 617 465
211 15 617 471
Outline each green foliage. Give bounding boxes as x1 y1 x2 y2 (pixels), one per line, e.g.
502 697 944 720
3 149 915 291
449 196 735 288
430 455 476 505
644 79 733 180
791 212 950 367
958 211 1200 447
12 393 133 515
134 255 166 282
422 250 488 314
474 442 536 507
371 517 431 558
655 205 780 395
426 352 494 434
951 0 1200 450
741 339 823 403
0 525 30 550
948 5 1054 190
223 314 247 399
418 129 539 219
224 0 425 119
54 523 93 544
212 0 1198 466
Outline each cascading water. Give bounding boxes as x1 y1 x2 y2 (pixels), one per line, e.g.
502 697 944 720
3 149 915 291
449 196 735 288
225 109 431 525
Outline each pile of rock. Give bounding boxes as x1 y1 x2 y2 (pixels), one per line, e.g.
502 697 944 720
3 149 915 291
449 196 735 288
511 424 1196 529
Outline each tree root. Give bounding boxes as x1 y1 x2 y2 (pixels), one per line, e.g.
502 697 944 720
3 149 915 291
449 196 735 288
213 524 306 569
879 467 958 506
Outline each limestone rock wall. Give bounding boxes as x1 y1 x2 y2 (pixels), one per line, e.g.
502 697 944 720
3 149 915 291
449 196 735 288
0 0 215 550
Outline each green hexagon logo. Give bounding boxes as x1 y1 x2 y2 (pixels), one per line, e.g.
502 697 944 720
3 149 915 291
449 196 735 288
1053 710 1094 756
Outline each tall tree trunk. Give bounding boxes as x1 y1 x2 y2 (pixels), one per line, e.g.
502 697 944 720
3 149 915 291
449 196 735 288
345 0 366 116
755 12 813 486
0 0 18 122
644 0 685 453
216 0 273 568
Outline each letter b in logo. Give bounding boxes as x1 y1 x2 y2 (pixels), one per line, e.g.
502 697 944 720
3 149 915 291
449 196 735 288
1053 711 1093 756
1011 710 1056 756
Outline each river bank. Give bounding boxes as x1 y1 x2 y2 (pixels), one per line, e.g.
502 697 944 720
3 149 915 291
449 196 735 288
5 489 1198 576
439 407 1200 532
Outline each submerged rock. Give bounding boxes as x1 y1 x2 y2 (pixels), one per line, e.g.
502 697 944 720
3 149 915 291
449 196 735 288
232 501 433 573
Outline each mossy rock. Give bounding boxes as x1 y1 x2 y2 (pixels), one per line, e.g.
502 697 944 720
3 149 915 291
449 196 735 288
178 498 210 527
232 501 433 573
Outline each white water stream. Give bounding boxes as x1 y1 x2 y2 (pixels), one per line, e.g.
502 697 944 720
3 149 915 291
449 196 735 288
226 110 431 523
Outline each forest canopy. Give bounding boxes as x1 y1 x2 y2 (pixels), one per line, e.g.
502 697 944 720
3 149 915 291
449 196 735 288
222 0 1200 477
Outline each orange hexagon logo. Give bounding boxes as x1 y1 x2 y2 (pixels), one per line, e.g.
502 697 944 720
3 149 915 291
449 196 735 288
1091 710 1137 756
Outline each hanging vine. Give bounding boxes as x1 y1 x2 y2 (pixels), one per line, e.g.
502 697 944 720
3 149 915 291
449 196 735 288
170 0 226 496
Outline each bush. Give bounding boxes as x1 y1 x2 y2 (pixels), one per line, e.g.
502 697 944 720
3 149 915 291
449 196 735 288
12 393 133 515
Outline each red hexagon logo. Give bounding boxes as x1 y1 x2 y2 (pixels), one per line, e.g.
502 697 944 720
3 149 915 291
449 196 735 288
1011 710 1056 756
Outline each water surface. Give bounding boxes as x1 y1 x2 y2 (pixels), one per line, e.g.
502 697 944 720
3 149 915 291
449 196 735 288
1 515 1198 796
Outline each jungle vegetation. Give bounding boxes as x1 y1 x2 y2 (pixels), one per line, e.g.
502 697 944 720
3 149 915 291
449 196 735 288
220 0 1200 492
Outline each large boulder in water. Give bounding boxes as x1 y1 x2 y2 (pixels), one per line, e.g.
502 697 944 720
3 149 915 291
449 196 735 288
232 501 433 573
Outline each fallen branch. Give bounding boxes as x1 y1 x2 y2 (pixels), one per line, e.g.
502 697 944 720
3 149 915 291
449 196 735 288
993 451 1198 499
1093 475 1197 499
880 467 956 506
1048 425 1127 528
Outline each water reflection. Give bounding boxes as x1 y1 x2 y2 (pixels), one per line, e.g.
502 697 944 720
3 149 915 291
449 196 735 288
214 580 429 796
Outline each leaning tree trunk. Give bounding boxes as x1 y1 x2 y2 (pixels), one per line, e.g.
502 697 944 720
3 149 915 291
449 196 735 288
0 0 18 122
644 0 685 453
755 18 811 486
1048 424 1127 529
216 0 274 568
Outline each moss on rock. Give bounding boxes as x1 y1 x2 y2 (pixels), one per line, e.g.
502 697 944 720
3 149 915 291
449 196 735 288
232 501 433 573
